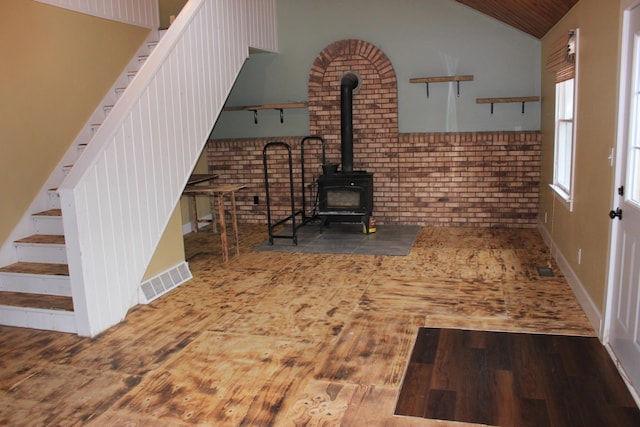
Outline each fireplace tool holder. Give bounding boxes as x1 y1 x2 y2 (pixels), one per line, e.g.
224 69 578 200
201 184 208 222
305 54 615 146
262 136 326 245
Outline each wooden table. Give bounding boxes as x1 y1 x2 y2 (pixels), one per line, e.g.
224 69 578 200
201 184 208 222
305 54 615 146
187 174 218 186
182 183 247 263
184 174 218 232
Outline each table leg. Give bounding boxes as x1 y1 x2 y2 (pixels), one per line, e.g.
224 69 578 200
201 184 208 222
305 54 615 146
208 194 218 233
230 191 240 257
190 194 198 233
217 192 228 263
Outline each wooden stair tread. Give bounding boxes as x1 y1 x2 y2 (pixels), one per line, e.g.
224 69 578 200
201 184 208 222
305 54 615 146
0 262 69 276
33 209 62 217
14 234 65 245
0 291 73 311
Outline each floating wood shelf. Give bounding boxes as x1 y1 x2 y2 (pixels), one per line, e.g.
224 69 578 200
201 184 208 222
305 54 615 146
476 96 540 114
224 102 308 111
224 102 308 124
410 75 474 97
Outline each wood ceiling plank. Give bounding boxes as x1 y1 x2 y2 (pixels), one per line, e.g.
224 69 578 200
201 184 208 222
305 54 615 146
455 0 578 38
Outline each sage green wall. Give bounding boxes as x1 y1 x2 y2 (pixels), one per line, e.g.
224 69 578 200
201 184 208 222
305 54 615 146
211 0 541 139
0 1 148 246
539 0 620 313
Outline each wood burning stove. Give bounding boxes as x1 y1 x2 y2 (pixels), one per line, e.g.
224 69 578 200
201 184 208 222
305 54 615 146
317 171 373 229
316 71 374 233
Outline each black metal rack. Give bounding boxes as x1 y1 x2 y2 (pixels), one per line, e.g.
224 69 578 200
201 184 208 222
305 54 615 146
300 136 326 222
262 137 326 245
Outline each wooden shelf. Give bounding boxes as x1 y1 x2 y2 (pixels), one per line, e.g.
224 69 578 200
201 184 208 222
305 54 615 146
409 75 474 84
476 96 540 114
410 75 474 97
476 96 540 104
223 102 308 124
224 102 308 112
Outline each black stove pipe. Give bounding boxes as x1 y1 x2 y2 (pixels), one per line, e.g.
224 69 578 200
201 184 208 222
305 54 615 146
340 73 359 173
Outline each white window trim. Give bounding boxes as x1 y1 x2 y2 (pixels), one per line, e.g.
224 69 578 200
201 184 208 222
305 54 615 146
550 29 579 212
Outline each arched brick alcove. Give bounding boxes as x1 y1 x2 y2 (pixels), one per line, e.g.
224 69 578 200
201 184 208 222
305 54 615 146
308 39 400 222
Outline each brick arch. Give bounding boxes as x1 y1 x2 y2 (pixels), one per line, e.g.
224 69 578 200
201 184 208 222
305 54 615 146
308 39 399 223
308 38 398 149
308 39 397 88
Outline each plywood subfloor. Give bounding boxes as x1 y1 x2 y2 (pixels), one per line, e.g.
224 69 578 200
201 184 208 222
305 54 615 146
0 224 598 426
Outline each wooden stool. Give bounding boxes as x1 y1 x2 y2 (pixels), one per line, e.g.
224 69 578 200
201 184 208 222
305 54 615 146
182 184 246 263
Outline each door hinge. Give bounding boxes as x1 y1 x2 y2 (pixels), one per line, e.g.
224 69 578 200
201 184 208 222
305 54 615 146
618 185 624 196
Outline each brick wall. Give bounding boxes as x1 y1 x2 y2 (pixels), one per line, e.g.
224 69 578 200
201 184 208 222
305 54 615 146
207 39 541 228
207 131 541 227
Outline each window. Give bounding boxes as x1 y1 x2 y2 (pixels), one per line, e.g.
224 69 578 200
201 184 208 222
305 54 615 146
552 78 575 202
630 36 640 206
546 29 579 210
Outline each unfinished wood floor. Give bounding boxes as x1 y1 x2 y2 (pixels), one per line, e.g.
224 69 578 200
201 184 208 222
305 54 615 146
0 224 597 426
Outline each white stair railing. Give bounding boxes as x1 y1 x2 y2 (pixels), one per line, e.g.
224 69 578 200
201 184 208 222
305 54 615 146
59 0 276 337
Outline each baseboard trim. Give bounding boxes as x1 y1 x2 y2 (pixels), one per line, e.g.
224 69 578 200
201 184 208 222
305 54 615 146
182 214 214 235
537 221 603 337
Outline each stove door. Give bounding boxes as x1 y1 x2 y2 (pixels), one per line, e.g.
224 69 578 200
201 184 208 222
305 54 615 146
324 186 364 211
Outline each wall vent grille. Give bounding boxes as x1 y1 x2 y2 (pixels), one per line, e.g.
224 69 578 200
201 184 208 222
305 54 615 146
139 262 192 304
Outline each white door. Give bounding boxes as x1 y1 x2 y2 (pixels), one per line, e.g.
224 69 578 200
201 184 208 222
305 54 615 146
607 2 640 400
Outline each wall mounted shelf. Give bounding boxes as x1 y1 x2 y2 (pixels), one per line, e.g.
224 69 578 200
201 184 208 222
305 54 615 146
224 102 308 124
476 96 540 114
409 75 474 98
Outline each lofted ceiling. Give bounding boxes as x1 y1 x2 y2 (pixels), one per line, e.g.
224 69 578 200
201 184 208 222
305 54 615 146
455 0 579 39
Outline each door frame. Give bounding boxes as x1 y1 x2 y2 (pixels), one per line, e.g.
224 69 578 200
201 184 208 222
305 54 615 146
603 0 640 406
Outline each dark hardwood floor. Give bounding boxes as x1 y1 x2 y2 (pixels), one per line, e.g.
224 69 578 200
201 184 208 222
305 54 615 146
396 328 640 427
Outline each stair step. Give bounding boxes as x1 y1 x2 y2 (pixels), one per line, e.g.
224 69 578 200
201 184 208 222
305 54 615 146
14 234 66 264
0 304 76 333
0 261 68 275
32 209 63 235
15 234 65 245
0 291 73 311
0 262 70 296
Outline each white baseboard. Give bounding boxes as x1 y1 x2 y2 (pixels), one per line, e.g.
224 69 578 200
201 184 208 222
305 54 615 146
537 221 603 337
182 214 214 235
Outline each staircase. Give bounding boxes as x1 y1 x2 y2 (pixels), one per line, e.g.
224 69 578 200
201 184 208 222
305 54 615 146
0 35 163 334
0 0 278 336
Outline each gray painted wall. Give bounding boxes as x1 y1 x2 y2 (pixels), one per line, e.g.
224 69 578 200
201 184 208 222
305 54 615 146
211 0 541 139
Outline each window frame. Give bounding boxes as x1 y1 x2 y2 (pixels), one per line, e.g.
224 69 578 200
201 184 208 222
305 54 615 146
550 30 579 212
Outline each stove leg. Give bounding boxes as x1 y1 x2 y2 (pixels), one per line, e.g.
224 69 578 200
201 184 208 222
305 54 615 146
362 215 370 234
319 216 329 233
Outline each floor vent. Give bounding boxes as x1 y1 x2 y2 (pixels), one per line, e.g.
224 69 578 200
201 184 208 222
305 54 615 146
139 262 192 304
537 266 554 277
